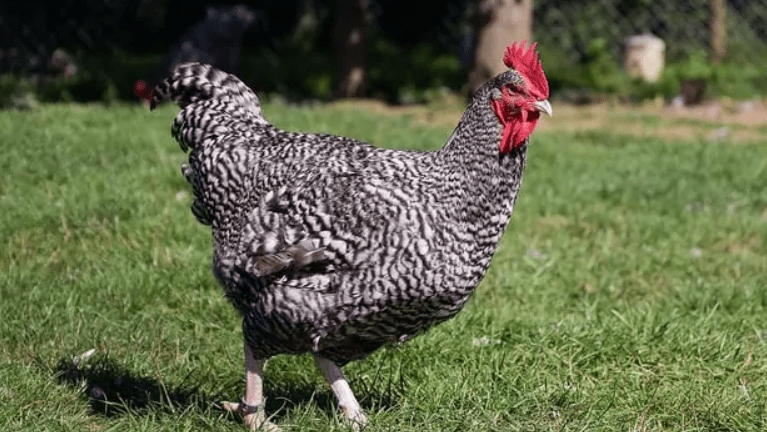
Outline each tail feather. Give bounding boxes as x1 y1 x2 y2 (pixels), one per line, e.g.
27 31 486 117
151 62 270 152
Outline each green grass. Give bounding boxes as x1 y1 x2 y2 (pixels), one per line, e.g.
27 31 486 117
1 102 766 431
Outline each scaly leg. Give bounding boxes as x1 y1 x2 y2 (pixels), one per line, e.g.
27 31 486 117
222 342 279 431
314 356 367 430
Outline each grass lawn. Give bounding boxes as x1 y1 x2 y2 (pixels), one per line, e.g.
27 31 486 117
1 101 766 431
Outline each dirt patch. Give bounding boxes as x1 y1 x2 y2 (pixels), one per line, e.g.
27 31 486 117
715 234 763 255
329 97 767 144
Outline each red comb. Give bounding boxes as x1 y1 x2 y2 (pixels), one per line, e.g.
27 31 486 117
503 42 549 99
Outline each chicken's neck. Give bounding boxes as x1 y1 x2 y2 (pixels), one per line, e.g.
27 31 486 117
437 101 528 271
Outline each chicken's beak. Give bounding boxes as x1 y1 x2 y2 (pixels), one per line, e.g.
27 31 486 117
533 100 553 117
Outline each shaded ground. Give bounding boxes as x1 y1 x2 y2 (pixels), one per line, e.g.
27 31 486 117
330 96 767 143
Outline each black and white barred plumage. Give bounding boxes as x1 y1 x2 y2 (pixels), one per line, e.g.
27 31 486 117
152 63 531 366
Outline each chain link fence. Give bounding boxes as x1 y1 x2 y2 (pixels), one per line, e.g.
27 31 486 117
1 0 766 103
533 0 767 66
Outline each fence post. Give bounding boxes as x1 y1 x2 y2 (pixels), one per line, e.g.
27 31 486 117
709 0 727 63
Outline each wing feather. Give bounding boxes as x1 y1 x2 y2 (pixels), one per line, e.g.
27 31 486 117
234 166 375 281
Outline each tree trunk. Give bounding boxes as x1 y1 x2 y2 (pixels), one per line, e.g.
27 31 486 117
468 0 533 95
709 0 727 63
332 0 369 98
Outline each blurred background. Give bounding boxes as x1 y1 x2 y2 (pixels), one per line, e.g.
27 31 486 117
0 0 765 108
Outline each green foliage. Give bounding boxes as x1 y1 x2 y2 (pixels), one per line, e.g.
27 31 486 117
239 36 464 103
543 40 767 102
583 38 629 95
369 40 463 103
0 51 165 107
7 38 763 106
535 45 587 94
0 75 38 109
710 61 767 100
83 51 165 101
538 39 633 100
35 73 115 104
655 51 767 100
2 104 767 431
673 50 714 81
239 43 335 100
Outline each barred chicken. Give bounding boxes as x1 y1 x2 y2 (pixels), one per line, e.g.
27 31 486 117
150 42 551 430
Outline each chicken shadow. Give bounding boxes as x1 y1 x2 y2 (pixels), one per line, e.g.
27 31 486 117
55 356 224 419
54 355 400 423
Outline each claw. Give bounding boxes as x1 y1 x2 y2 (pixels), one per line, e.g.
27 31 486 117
222 400 241 412
343 408 368 431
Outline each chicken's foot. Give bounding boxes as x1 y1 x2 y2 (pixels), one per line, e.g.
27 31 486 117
222 343 280 431
315 356 367 430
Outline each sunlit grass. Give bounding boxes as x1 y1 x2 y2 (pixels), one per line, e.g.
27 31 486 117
1 102 766 431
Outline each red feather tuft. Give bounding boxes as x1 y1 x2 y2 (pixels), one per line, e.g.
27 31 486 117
503 42 549 100
134 80 154 100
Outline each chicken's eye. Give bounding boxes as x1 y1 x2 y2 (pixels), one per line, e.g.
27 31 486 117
503 83 525 98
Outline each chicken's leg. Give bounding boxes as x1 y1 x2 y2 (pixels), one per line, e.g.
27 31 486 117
314 356 367 430
223 343 279 431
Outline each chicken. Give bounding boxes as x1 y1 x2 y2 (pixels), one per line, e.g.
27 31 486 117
150 42 551 430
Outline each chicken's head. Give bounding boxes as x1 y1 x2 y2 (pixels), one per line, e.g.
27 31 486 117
490 42 551 154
